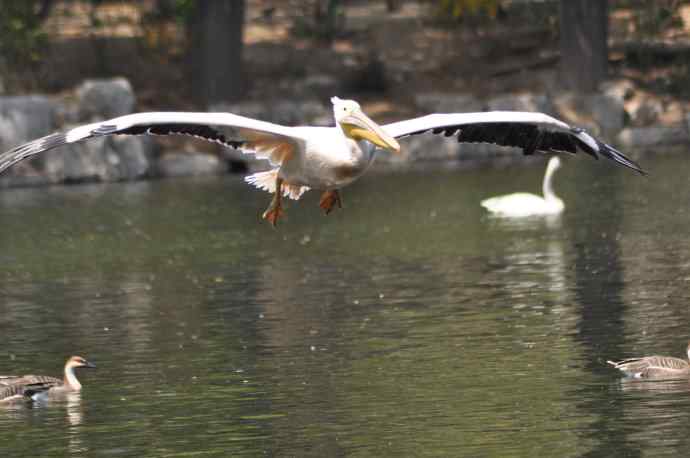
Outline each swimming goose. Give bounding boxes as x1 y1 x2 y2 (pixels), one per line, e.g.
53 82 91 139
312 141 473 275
0 356 96 402
0 381 54 403
607 342 690 379
0 97 644 226
480 156 563 217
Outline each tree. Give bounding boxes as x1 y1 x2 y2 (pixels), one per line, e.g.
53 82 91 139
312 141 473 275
187 0 246 105
559 1 608 92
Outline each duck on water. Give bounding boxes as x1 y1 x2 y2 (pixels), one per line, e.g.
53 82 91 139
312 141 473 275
608 343 690 379
0 356 96 403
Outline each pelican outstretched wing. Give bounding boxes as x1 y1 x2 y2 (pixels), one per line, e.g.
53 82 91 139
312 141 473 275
383 111 644 174
0 112 306 174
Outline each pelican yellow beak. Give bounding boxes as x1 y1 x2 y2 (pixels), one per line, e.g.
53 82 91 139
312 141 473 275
340 110 401 153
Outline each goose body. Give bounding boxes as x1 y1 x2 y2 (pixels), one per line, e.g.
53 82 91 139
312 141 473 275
481 156 564 217
0 356 96 403
0 97 644 225
607 343 690 379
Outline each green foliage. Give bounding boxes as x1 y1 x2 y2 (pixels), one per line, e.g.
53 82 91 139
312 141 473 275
437 0 500 18
0 1 49 71
632 1 684 37
144 0 196 25
291 0 345 42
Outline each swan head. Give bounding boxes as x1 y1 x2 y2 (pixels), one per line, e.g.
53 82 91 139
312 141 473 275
65 355 97 371
331 96 400 153
546 156 561 175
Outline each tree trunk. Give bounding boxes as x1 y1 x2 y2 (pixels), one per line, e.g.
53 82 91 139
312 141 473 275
386 0 401 12
188 0 246 105
559 0 608 92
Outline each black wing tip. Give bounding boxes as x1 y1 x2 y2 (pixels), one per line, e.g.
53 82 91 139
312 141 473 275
597 140 647 175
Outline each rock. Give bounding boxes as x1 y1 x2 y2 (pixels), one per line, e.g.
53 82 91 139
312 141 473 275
0 93 151 186
0 174 53 188
76 77 136 121
617 125 690 149
380 132 522 166
156 152 226 178
487 93 555 115
601 79 636 101
39 134 150 183
384 134 460 164
589 94 625 137
553 93 625 138
302 74 341 98
628 96 664 126
414 93 484 113
109 135 151 180
210 99 329 126
0 96 57 152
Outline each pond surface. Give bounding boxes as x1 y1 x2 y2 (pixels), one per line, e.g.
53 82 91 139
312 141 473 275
1 153 690 457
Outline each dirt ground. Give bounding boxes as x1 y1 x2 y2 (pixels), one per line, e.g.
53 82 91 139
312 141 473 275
9 0 690 123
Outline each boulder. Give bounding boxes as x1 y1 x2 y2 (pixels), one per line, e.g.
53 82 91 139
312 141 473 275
601 79 636 101
301 74 341 99
0 96 57 152
109 135 151 180
553 93 625 138
414 93 484 113
156 152 226 178
627 96 664 127
384 131 523 165
210 99 329 126
487 93 555 115
76 77 136 121
617 125 690 149
39 134 150 183
382 134 460 164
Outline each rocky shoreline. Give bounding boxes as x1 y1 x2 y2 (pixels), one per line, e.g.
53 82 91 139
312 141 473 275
0 77 687 188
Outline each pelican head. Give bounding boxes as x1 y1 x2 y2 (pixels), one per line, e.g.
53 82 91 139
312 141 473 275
331 97 400 153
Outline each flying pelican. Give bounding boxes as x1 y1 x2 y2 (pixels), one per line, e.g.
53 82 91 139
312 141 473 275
0 97 644 226
0 356 96 402
480 156 564 217
608 343 690 379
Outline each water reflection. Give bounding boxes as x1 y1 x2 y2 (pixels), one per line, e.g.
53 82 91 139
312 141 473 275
616 377 690 394
0 156 690 456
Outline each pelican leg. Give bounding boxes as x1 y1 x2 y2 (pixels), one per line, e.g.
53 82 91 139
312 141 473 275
319 190 342 215
262 177 284 227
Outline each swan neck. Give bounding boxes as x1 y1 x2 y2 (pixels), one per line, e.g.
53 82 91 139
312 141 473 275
64 366 82 391
542 163 558 201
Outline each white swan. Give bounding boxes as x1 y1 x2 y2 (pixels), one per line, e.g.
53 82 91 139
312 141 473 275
481 156 564 217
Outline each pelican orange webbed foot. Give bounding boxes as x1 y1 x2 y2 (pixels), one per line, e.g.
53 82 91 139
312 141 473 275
0 96 645 226
319 190 342 214
262 177 285 227
262 201 284 227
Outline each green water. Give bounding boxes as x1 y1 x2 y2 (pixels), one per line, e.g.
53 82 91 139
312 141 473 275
1 154 690 457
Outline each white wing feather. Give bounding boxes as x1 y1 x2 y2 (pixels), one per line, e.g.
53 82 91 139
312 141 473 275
0 112 307 174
